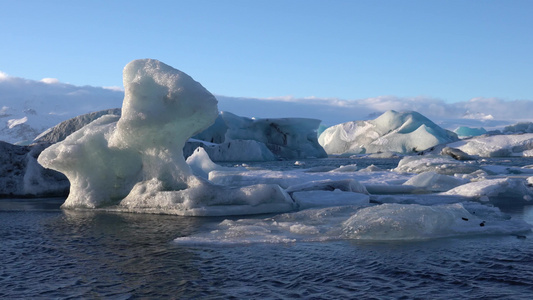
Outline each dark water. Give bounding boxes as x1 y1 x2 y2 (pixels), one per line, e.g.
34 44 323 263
2 198 533 299
2 157 533 299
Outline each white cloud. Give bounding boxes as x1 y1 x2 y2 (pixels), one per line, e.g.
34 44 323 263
40 78 60 84
103 86 124 92
216 94 533 130
0 71 8 80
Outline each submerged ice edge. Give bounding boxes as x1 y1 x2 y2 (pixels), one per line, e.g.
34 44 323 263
173 202 533 245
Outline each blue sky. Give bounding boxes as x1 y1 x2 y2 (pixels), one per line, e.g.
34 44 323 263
1 0 532 102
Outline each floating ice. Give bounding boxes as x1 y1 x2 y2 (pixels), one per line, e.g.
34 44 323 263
318 110 458 155
447 133 533 157
188 111 327 161
175 202 531 244
402 171 468 193
503 122 533 134
38 59 296 215
185 147 240 179
342 202 531 240
440 146 476 161
291 190 369 209
185 138 276 162
442 178 533 206
454 126 487 138
394 155 480 175
209 167 408 192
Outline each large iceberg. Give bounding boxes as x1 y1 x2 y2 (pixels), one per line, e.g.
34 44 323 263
187 111 327 161
38 59 296 215
318 110 458 155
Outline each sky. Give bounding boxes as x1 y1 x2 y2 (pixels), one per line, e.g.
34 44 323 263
1 0 532 103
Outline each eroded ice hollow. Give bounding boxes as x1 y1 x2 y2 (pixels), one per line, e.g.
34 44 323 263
38 59 296 216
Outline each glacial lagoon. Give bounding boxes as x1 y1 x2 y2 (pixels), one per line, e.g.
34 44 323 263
2 157 533 299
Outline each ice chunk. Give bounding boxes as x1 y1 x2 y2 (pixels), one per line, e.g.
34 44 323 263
442 178 533 206
358 164 384 172
440 147 476 161
188 139 277 162
186 147 240 179
291 190 369 209
318 110 458 155
342 203 531 240
447 133 533 157
39 115 141 207
394 155 480 175
403 171 468 193
503 122 533 134
192 111 327 160
119 177 295 216
38 59 295 215
454 126 487 138
330 164 358 172
286 179 368 194
175 202 531 244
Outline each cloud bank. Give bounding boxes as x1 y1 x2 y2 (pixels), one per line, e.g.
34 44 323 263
1 72 532 144
216 95 533 129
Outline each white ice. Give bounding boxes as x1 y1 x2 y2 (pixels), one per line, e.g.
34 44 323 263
38 59 296 215
186 147 242 179
402 171 468 193
394 155 481 175
318 110 458 155
447 133 533 157
175 202 531 244
442 178 533 206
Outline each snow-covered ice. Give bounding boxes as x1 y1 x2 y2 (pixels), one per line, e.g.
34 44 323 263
447 133 533 157
318 110 458 155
